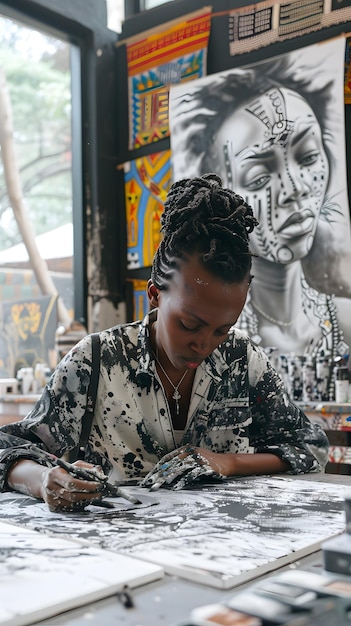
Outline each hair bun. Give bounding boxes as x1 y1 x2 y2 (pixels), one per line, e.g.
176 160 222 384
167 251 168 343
201 173 222 187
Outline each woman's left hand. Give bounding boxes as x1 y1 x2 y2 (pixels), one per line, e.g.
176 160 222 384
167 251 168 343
140 446 227 491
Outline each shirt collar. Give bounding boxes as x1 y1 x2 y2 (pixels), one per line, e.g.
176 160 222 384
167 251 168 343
203 348 231 381
136 309 157 376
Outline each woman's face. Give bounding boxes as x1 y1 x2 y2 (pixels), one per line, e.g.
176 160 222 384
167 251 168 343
217 87 329 263
150 257 249 371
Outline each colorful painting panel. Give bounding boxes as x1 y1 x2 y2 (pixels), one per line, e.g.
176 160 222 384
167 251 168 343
126 8 211 149
124 150 172 270
0 293 57 377
345 37 351 104
128 278 149 321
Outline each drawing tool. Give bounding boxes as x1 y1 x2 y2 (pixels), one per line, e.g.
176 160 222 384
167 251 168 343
101 482 142 505
28 445 142 505
90 499 116 509
116 585 134 608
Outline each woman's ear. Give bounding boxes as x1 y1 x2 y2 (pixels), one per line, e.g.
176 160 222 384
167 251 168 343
147 279 159 308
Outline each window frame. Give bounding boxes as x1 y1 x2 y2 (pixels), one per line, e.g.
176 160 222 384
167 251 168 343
0 0 119 328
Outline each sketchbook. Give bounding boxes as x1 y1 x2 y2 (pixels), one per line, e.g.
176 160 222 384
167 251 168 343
0 521 163 626
0 476 347 591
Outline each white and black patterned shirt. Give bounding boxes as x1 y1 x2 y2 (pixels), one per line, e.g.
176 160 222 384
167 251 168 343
0 312 328 487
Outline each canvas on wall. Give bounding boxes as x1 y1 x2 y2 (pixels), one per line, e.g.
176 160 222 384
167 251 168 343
168 36 351 365
228 0 351 56
128 277 149 320
0 476 347 590
345 36 351 104
124 150 172 270
0 293 57 377
126 7 211 150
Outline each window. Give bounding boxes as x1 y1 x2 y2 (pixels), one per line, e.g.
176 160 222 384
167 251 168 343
0 15 74 320
106 0 125 33
143 0 173 8
0 13 78 375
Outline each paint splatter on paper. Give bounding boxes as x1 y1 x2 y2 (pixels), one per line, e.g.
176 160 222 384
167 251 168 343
0 521 163 626
0 476 346 589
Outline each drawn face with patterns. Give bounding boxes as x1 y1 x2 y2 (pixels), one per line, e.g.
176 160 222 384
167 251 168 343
216 87 329 264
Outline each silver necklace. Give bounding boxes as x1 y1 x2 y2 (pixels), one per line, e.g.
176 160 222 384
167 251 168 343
251 300 295 327
154 348 188 415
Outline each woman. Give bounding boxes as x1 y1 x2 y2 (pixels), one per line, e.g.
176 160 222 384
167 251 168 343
170 57 351 362
0 175 328 511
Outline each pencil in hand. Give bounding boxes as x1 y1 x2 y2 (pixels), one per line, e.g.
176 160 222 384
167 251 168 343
28 446 142 506
57 458 142 504
56 458 142 505
102 482 142 505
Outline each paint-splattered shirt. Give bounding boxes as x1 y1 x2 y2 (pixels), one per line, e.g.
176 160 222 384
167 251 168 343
0 312 328 488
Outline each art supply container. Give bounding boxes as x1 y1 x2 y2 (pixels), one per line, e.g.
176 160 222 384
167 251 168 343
316 354 331 401
335 367 349 403
302 356 316 401
16 368 34 395
287 354 305 401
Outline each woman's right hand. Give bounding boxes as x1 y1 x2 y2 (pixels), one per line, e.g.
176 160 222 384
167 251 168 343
7 458 104 512
40 461 105 511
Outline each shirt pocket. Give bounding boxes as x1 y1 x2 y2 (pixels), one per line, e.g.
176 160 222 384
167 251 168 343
207 399 250 429
185 402 253 454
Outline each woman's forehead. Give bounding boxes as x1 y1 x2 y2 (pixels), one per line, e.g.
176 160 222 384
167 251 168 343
167 259 249 309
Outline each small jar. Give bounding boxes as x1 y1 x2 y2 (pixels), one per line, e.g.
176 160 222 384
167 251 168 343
335 367 349 403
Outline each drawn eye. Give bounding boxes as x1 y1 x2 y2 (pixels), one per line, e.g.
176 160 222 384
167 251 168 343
246 174 271 191
299 151 320 167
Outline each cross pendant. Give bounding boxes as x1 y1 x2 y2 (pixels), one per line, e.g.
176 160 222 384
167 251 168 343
172 389 181 415
172 389 181 401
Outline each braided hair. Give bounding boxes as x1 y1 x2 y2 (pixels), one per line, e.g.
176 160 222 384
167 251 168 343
151 173 258 289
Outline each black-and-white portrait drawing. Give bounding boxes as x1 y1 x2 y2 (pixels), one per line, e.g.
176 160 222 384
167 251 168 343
169 38 351 360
